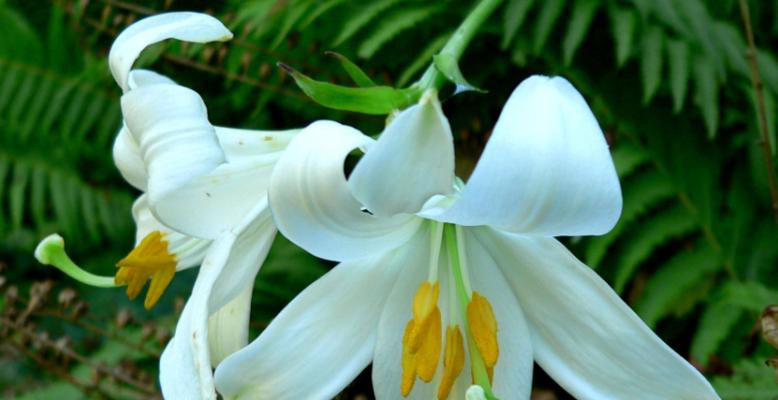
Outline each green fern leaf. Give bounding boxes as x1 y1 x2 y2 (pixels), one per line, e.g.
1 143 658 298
693 54 719 137
635 242 720 327
502 0 536 49
532 0 565 53
357 6 440 59
641 26 664 104
613 204 698 292
666 39 689 113
609 7 637 67
690 302 743 363
333 0 403 47
562 0 600 66
712 359 778 400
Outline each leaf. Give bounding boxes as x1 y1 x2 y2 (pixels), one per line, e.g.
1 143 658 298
300 0 347 29
397 32 449 87
611 143 650 178
433 53 485 93
532 0 566 53
635 242 721 327
333 0 402 46
712 359 778 400
641 25 664 104
666 39 689 113
324 51 376 87
719 281 778 313
270 2 312 50
502 0 536 49
609 7 637 67
613 204 698 292
561 0 599 65
693 54 719 137
357 6 439 59
691 302 743 363
585 169 676 267
280 63 421 114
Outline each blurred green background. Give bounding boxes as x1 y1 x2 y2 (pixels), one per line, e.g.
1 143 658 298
1 0 778 398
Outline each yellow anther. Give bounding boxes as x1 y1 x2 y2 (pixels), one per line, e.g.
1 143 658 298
437 325 465 400
401 282 443 397
115 231 177 309
467 291 499 369
409 281 440 351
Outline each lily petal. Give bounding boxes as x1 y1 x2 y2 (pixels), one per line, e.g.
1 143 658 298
112 126 147 191
463 228 533 400
109 12 232 92
269 120 422 262
208 284 253 366
131 195 210 269
122 83 273 239
214 232 420 400
159 200 273 399
372 223 443 400
349 92 455 216
476 229 720 400
423 76 622 237
215 126 298 163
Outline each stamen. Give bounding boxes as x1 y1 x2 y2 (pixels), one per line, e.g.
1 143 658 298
437 325 465 400
400 282 443 396
428 222 444 282
467 291 499 370
34 234 117 287
115 231 177 309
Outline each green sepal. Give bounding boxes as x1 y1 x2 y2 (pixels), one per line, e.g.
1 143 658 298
324 51 376 87
279 63 421 114
433 53 486 94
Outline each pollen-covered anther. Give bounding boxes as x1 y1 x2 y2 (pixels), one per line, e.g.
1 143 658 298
437 325 465 400
467 291 499 371
400 281 442 397
115 230 177 309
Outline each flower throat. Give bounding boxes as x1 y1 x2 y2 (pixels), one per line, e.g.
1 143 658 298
401 223 499 400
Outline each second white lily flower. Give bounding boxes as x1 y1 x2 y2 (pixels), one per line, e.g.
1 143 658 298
213 76 720 400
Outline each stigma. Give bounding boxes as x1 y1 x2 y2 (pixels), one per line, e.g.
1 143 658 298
115 230 177 309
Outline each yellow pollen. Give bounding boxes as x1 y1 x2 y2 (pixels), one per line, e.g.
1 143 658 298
401 282 442 397
115 231 177 309
437 325 465 400
467 291 499 370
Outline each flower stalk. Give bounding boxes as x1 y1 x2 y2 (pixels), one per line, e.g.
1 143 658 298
417 0 504 92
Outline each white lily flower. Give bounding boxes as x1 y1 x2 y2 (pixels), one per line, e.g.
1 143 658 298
36 12 297 399
213 77 720 400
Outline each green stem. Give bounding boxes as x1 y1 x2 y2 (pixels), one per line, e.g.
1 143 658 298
417 0 504 91
34 234 118 288
443 224 498 400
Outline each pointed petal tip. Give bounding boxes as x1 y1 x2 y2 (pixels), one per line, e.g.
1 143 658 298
109 12 232 91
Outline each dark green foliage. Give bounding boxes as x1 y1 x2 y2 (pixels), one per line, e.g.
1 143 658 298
2 0 777 398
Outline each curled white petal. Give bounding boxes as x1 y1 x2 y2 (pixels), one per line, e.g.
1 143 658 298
476 228 720 400
422 76 622 237
208 283 253 366
349 91 455 216
109 12 232 92
112 126 147 191
122 83 278 239
215 127 298 163
159 200 274 399
269 120 422 262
